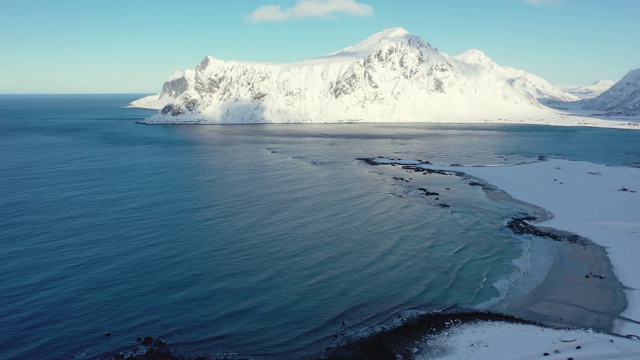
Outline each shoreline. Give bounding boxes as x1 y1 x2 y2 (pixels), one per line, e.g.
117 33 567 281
427 159 640 336
134 116 640 131
505 236 626 331
478 182 628 332
356 156 640 358
105 157 639 360
364 157 631 333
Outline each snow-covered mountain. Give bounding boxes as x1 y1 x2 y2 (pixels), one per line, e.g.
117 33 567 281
454 49 578 102
582 69 640 115
557 80 615 100
132 28 555 124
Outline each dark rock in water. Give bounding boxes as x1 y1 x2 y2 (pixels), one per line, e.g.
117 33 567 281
538 155 547 161
543 353 549 356
508 216 587 246
418 188 440 196
356 157 380 165
438 204 450 208
586 272 605 280
357 157 438 171
405 165 426 173
104 332 112 337
154 339 166 347
467 181 484 187
116 340 249 360
393 176 412 182
142 336 154 346
567 234 582 244
466 181 498 191
507 217 562 241
324 312 536 360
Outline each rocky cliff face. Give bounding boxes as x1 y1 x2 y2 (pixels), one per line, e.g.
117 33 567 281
131 28 552 124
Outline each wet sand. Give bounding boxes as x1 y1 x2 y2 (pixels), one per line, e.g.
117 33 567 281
365 158 629 333
481 178 628 332
506 237 627 331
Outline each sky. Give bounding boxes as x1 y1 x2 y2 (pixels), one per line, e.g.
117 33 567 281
0 0 638 94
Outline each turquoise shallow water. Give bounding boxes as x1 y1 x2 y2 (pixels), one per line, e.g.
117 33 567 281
1 95 639 359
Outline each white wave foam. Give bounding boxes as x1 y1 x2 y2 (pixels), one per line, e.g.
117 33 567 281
476 237 553 311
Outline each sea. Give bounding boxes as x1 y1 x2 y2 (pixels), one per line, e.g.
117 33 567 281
1 94 639 359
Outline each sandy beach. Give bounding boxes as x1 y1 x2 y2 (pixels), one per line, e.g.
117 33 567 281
434 160 640 333
419 158 640 358
471 176 628 331
506 237 626 331
364 157 640 358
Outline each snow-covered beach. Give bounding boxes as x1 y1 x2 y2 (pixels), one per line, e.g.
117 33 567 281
414 158 640 357
422 321 640 359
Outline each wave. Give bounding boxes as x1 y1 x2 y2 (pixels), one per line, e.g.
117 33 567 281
476 236 553 311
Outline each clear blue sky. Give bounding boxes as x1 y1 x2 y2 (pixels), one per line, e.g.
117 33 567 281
1 0 638 93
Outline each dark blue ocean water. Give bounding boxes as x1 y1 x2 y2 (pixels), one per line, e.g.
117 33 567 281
1 95 639 359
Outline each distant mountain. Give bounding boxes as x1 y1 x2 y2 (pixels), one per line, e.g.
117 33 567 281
454 49 578 102
557 80 615 100
131 28 553 124
582 69 640 115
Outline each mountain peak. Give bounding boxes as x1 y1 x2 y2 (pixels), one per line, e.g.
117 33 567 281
583 68 640 115
196 55 225 72
455 49 578 101
131 27 552 123
377 27 410 38
625 68 640 80
336 27 434 58
455 49 496 69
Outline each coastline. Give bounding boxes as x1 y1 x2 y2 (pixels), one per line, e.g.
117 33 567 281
428 159 640 336
106 157 639 360
358 157 640 358
475 180 627 332
505 236 626 331
365 157 632 332
136 115 640 131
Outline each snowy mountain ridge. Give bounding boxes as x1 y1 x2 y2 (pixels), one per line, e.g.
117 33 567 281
582 68 640 115
131 28 561 124
557 80 615 100
454 49 578 102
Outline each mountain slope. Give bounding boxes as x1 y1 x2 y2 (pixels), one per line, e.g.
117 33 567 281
455 49 578 102
582 69 640 115
132 28 553 124
557 80 615 100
